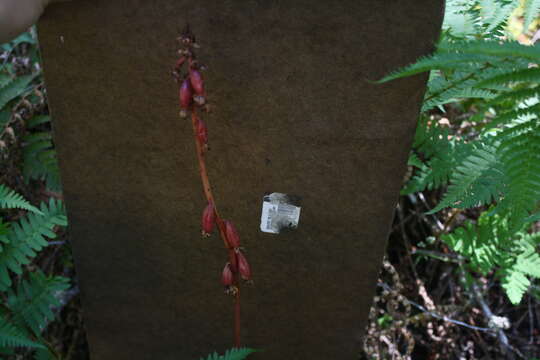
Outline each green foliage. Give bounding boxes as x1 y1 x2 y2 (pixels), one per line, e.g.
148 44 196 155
0 197 66 290
200 348 258 360
442 212 540 304
0 185 69 358
389 24 540 231
0 184 42 214
6 271 70 336
23 115 61 191
0 320 44 349
0 37 61 193
383 0 540 303
0 29 67 359
0 73 36 111
523 0 540 30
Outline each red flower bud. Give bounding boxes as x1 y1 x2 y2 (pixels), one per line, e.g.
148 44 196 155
189 69 205 95
222 263 234 286
179 77 192 110
224 220 241 248
201 201 215 236
196 118 208 147
236 249 251 281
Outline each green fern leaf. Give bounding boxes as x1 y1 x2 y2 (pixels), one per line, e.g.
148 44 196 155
428 146 503 213
496 119 540 229
22 132 61 192
484 102 540 130
443 211 540 304
0 74 35 111
0 198 67 289
439 40 540 62
0 110 9 128
523 0 540 31
0 319 44 349
500 265 530 304
475 67 540 88
0 185 42 214
491 87 540 104
27 115 51 129
200 348 258 360
377 53 499 82
0 67 13 89
7 271 70 336
479 0 518 34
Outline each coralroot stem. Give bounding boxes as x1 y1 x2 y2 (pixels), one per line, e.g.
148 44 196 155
174 24 249 348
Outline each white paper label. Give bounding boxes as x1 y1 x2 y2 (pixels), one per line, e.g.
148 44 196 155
260 192 301 234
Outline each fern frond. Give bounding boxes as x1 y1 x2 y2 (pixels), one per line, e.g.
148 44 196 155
0 67 13 89
377 53 499 82
424 87 497 111
0 185 42 214
7 271 70 336
0 198 67 289
499 265 530 304
439 40 540 62
200 348 258 360
0 219 8 245
22 131 61 191
442 211 540 304
428 146 504 213
0 74 35 111
491 86 540 104
513 241 540 278
478 0 518 34
0 319 44 349
484 102 540 130
523 0 540 31
27 115 51 129
475 67 540 88
0 110 9 128
496 119 540 229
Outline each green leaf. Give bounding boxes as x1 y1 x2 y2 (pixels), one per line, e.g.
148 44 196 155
0 198 67 290
0 74 36 111
200 348 259 360
7 271 70 336
0 185 42 214
0 319 44 349
523 0 540 31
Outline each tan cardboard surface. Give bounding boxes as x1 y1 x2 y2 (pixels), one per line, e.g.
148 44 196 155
38 1 444 359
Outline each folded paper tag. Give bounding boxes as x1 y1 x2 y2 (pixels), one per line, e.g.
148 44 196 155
260 192 301 234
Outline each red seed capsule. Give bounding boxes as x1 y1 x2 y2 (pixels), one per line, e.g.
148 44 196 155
236 250 252 281
222 263 234 286
179 78 192 113
224 220 240 248
196 118 208 147
189 69 205 95
201 202 215 236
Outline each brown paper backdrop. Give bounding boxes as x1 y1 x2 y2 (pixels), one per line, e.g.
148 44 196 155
38 1 444 359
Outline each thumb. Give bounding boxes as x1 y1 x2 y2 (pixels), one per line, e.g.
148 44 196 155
0 0 47 43
0 0 70 44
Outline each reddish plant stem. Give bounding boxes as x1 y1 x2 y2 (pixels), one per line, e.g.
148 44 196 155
190 110 241 347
